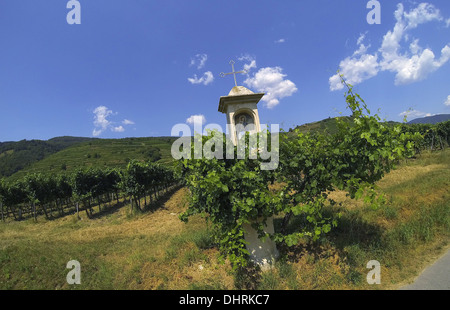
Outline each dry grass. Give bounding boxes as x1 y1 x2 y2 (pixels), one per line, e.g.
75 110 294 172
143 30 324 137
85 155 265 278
0 187 235 290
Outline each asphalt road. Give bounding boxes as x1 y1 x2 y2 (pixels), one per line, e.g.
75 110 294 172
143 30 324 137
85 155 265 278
400 249 450 290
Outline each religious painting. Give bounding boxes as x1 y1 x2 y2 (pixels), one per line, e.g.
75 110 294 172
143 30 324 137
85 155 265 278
234 112 255 139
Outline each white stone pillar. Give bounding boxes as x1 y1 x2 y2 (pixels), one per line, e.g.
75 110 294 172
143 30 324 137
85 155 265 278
243 217 279 271
219 85 279 270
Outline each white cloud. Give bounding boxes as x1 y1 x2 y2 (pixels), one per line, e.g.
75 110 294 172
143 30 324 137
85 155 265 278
186 114 206 125
329 53 379 91
409 39 421 55
238 54 257 73
92 128 102 137
357 32 367 45
352 42 371 57
122 119 135 125
388 45 450 85
92 106 130 137
329 2 450 91
243 60 257 73
235 56 297 108
329 33 379 91
379 3 450 86
444 95 450 106
112 126 125 133
92 106 113 137
188 71 214 85
402 3 442 28
190 54 208 69
275 38 286 43
244 67 298 109
399 109 432 118
446 18 450 28
188 54 213 86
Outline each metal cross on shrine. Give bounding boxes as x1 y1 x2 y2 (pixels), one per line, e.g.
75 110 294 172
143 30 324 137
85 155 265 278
220 60 247 87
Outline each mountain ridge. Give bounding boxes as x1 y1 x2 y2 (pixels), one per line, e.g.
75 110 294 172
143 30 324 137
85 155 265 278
407 114 450 124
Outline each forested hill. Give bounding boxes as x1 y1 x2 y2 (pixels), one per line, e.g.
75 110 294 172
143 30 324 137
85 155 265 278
0 137 95 177
3 136 177 181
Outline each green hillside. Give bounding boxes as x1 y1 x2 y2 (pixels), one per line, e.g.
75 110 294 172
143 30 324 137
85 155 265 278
7 136 177 181
3 116 348 180
0 116 407 181
290 116 400 135
0 137 95 178
290 116 352 135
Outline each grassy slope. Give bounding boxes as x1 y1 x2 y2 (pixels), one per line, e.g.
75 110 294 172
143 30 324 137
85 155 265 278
0 137 95 178
7 137 177 181
291 116 352 135
0 149 448 290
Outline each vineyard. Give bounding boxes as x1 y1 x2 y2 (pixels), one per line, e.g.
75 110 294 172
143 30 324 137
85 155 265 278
0 160 177 222
1 121 447 226
400 121 450 152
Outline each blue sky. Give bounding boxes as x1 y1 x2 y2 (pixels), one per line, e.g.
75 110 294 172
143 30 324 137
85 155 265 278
0 0 449 141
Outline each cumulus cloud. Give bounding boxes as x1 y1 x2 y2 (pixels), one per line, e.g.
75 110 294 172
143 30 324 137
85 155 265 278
221 55 297 108
445 95 450 106
92 106 113 137
188 71 214 85
402 3 442 28
275 38 286 43
329 2 450 91
388 45 450 85
112 126 125 133
92 106 133 137
329 51 379 91
329 32 380 91
379 3 450 85
186 114 206 126
244 67 298 109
